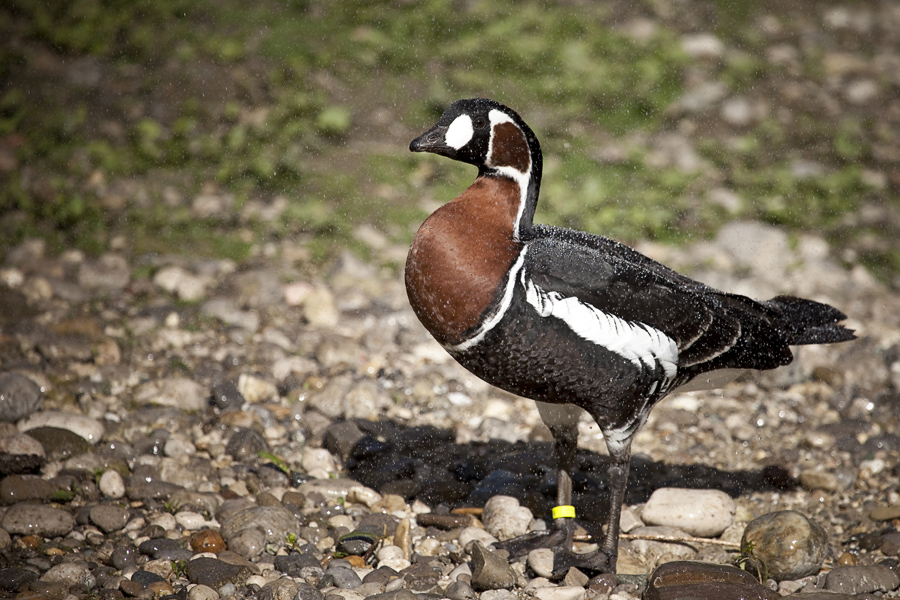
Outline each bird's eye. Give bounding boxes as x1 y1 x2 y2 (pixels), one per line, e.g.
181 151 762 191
473 117 487 130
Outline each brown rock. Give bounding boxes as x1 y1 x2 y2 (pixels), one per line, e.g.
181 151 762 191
191 529 226 553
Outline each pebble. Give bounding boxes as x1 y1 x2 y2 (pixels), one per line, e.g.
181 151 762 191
531 587 585 600
482 495 534 540
133 378 208 412
237 373 278 403
741 511 828 581
89 504 131 532
643 560 780 600
798 470 839 492
824 565 900 595
640 488 735 537
40 560 96 590
202 298 260 331
527 549 555 579
17 411 103 443
220 504 300 544
0 432 45 474
188 584 220 600
191 529 227 553
470 543 516 590
1 503 74 537
869 505 900 521
185 557 254 588
225 527 265 558
98 470 126 498
153 265 209 301
0 373 43 422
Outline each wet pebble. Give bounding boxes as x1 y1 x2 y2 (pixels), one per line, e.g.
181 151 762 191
1 503 74 537
824 564 900 595
99 469 126 498
133 378 208 412
0 432 45 475
40 560 96 590
185 556 254 588
482 495 533 540
0 373 42 422
89 504 131 532
741 510 828 581
0 474 56 504
18 410 103 443
640 488 735 537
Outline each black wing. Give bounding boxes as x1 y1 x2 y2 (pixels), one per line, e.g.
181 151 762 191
524 226 796 372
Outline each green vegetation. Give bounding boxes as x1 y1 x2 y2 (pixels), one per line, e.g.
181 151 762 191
0 0 896 279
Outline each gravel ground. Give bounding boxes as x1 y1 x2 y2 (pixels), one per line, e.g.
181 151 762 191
0 216 898 600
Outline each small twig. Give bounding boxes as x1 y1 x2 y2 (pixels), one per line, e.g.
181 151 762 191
573 533 741 548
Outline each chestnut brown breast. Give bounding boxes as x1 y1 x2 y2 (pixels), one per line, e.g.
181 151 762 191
405 176 523 346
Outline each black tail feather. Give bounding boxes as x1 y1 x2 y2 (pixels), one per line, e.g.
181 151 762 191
766 295 856 345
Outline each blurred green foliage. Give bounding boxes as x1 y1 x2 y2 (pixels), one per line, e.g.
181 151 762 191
0 0 895 277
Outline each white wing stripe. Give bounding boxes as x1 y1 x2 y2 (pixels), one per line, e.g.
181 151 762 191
523 274 679 379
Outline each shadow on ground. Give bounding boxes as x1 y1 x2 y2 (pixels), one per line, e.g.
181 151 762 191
338 419 794 535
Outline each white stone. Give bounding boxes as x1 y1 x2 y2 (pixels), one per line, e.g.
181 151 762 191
188 584 219 600
301 448 336 475
164 438 196 458
482 495 533 540
458 526 499 548
378 557 411 572
681 33 725 58
98 470 125 498
133 378 208 412
150 513 178 531
175 512 207 531
347 485 382 508
527 548 555 579
18 411 103 443
153 266 209 301
303 287 339 328
237 373 278 403
531 586 586 600
640 488 735 537
376 545 404 561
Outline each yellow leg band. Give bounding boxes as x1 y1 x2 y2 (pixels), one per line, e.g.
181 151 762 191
552 505 576 519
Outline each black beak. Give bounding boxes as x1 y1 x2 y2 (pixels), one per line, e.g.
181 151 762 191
409 125 450 154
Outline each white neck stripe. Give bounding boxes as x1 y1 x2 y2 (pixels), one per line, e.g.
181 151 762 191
444 246 529 353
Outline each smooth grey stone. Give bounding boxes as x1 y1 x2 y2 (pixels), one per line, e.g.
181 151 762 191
366 591 416 600
259 578 299 600
0 373 42 422
445 580 477 600
109 546 138 571
0 474 56 505
294 582 325 600
25 426 92 461
320 566 362 589
0 567 38 591
89 504 130 533
225 427 267 461
185 557 253 588
1 503 74 537
211 380 244 411
40 560 96 589
323 421 365 460
825 565 900 595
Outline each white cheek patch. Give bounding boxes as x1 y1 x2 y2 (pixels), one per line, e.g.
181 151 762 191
445 115 474 150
